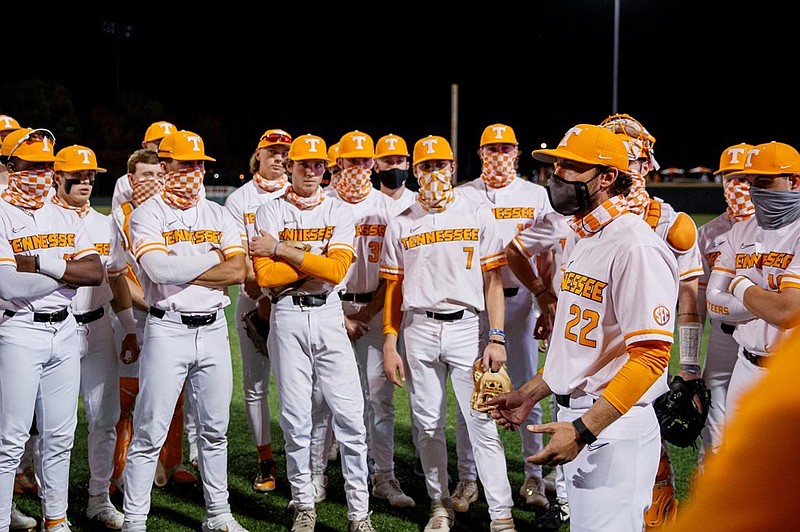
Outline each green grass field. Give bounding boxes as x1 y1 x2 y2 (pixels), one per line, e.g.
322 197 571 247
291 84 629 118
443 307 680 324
13 213 719 531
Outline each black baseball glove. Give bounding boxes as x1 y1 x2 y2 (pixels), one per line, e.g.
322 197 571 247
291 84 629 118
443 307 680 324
653 375 711 448
242 309 270 358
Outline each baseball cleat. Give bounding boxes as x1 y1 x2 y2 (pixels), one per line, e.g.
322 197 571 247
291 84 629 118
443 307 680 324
371 472 415 508
252 459 277 493
450 480 478 513
86 493 124 529
520 476 550 510
10 502 36 531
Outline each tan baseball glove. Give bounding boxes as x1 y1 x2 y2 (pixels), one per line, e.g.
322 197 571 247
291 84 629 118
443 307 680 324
471 359 513 412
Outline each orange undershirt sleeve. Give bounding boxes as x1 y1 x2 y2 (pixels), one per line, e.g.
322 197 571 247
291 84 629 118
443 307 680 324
602 340 672 414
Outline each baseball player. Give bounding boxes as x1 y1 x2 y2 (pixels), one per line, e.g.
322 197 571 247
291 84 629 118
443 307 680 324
504 208 572 528
380 135 517 532
0 121 40 532
121 131 248 532
249 134 376 532
0 115 21 190
328 130 415 508
108 149 197 495
0 128 104 532
486 124 679 532
599 113 704 528
111 121 177 211
223 128 292 493
695 143 754 465
455 123 553 513
373 133 423 477
374 133 417 212
51 144 140 529
705 141 800 428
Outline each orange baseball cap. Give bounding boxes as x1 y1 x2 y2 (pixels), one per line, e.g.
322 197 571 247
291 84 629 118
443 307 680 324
0 115 21 133
2 128 61 163
158 131 216 162
480 123 518 146
714 143 754 175
376 134 409 158
327 142 341 169
288 134 328 161
413 135 454 165
732 141 800 176
1 127 33 156
257 129 292 149
143 121 177 144
532 124 629 172
338 130 375 158
55 145 107 173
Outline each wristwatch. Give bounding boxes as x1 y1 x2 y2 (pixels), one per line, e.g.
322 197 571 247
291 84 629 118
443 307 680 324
572 417 597 445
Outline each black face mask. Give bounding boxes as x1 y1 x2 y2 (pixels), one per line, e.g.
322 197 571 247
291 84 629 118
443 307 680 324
377 168 408 189
546 171 600 216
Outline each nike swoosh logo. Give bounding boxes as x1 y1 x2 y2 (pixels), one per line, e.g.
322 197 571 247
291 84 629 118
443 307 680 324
597 154 612 160
166 219 180 227
11 226 25 233
587 441 609 451
780 165 794 170
740 243 755 249
410 225 422 232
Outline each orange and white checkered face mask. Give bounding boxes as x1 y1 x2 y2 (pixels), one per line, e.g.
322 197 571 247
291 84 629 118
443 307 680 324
480 152 516 189
51 194 90 218
333 166 373 203
162 167 205 209
723 176 754 222
253 171 287 193
626 171 650 215
416 168 455 212
1 169 54 210
285 185 325 210
129 173 164 207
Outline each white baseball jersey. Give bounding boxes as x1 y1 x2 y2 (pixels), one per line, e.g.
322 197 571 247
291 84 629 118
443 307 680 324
458 177 553 287
380 194 505 313
326 187 394 294
130 195 245 311
708 215 800 355
510 210 571 294
70 209 127 313
111 174 132 211
224 178 289 295
698 213 736 292
0 199 98 312
546 211 678 403
388 188 418 216
253 194 356 296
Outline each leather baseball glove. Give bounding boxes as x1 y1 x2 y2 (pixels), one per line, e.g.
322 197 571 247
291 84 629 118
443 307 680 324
242 309 270 358
471 359 513 413
653 375 711 448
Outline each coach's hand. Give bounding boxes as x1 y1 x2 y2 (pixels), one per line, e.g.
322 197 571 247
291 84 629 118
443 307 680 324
485 390 536 431
526 421 582 466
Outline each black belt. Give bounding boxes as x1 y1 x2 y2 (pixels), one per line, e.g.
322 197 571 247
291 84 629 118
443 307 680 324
149 306 217 327
74 306 105 324
341 292 374 303
503 287 519 298
743 348 766 367
425 310 464 321
270 293 331 307
3 308 69 323
555 393 596 408
720 323 735 335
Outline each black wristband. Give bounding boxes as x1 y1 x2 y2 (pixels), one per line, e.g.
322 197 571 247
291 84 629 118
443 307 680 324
572 417 597 445
488 338 506 346
34 255 40 274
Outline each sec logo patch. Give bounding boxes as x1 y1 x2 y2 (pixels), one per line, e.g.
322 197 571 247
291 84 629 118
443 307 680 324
653 305 671 326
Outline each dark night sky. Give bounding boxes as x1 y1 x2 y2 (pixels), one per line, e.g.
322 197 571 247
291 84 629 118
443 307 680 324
5 2 797 183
